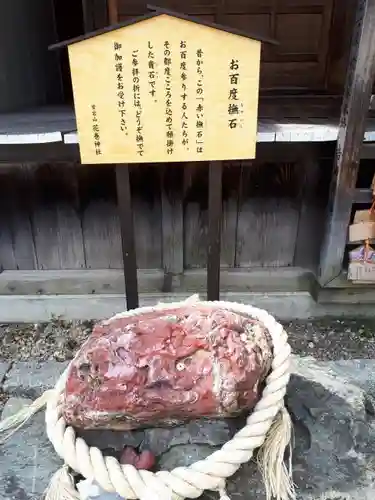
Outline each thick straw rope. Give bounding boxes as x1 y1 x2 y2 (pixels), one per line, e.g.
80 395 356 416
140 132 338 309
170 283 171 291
42 299 293 500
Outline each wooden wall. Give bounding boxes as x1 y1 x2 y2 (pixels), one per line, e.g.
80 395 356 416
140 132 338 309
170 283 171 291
0 160 329 272
104 0 356 94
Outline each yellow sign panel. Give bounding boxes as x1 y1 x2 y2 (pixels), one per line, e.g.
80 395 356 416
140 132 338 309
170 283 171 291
68 14 261 164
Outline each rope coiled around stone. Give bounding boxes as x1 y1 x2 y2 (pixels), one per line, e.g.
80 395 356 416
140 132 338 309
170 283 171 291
45 299 292 500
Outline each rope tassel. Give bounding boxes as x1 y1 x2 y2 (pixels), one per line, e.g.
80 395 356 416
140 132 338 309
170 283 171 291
0 389 55 444
43 466 80 500
257 407 296 500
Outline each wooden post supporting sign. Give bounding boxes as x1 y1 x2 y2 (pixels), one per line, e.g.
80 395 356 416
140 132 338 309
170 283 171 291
115 165 139 309
207 161 222 300
50 5 276 307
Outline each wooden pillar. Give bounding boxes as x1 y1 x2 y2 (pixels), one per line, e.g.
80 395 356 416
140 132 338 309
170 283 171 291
294 146 321 273
116 165 139 310
207 161 223 300
107 0 119 24
319 0 375 286
81 0 95 32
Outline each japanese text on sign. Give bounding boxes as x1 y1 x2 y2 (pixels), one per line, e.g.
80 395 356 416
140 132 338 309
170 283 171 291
132 49 144 156
228 58 243 129
113 42 128 135
164 41 174 155
180 40 189 150
196 48 204 154
68 13 261 163
91 104 102 155
148 41 157 100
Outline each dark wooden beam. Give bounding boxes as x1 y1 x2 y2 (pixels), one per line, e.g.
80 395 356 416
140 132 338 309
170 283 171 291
293 147 321 272
116 165 139 310
107 0 118 24
319 0 375 287
82 0 95 32
0 143 80 163
83 0 109 31
207 161 223 301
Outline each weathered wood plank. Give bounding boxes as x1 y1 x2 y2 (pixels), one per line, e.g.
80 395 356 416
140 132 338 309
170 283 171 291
27 163 85 270
262 198 300 267
294 152 322 272
78 165 123 269
0 267 316 295
318 271 375 303
0 168 17 270
131 165 162 269
55 164 86 269
236 163 300 267
319 0 375 286
28 164 63 270
221 163 240 267
0 166 37 270
160 166 184 281
183 163 239 269
236 198 264 267
183 164 208 269
318 287 375 304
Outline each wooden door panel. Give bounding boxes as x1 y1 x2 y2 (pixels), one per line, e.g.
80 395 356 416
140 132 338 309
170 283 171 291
112 0 336 91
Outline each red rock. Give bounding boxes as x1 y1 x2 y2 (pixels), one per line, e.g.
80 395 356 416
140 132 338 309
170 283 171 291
120 447 155 470
62 305 272 430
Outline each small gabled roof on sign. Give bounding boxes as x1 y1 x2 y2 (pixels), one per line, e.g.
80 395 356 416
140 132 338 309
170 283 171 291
49 4 278 51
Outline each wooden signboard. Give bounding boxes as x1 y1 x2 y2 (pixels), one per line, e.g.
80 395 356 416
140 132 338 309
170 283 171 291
52 8 274 165
50 6 276 308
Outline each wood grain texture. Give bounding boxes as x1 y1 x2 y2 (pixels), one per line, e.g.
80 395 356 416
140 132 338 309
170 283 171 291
0 166 37 271
55 164 86 269
131 165 162 269
294 150 324 272
28 164 63 270
78 165 123 269
160 165 184 277
0 267 316 295
319 0 375 286
115 0 338 91
0 156 326 274
236 162 300 267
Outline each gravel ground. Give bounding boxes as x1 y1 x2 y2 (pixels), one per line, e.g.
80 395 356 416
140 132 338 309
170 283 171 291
0 317 374 362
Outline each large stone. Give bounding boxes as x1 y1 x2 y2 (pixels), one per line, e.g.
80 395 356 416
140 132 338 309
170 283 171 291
1 357 375 500
151 357 375 500
141 418 240 457
63 306 272 430
0 397 63 500
3 361 68 398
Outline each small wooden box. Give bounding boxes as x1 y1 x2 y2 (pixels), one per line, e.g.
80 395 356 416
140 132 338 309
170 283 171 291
348 221 375 242
348 208 375 242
